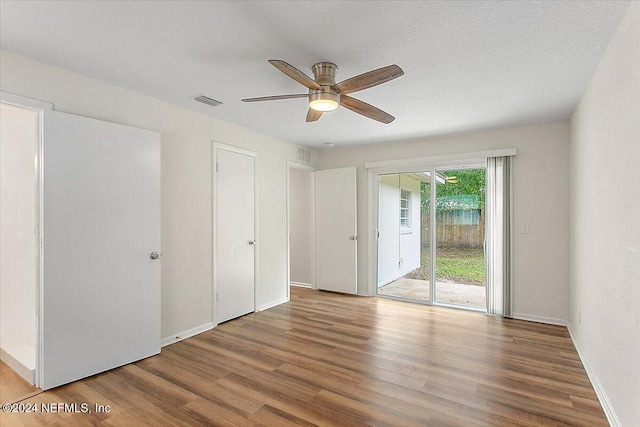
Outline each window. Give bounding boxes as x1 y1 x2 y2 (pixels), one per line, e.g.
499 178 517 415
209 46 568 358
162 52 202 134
400 189 411 228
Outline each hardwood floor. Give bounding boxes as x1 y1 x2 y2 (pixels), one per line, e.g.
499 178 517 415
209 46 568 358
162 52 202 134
0 361 39 404
0 287 607 426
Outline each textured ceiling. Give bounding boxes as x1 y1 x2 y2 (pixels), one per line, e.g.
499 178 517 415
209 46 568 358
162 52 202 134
0 1 630 149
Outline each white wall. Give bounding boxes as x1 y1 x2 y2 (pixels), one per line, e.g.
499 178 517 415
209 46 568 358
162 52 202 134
0 50 319 341
320 120 570 322
289 167 314 286
377 174 422 287
0 103 38 374
399 174 421 276
377 175 402 286
569 3 639 426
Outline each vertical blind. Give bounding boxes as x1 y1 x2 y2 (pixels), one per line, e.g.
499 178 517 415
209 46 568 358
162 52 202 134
485 156 513 317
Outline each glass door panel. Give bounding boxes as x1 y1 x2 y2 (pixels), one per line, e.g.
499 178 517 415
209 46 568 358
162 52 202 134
377 173 431 302
434 168 486 309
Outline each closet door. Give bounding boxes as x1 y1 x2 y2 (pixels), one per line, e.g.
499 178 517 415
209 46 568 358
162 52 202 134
41 110 161 390
215 147 256 323
315 167 358 294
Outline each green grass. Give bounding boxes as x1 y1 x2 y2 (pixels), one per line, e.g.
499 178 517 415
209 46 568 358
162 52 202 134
405 246 485 285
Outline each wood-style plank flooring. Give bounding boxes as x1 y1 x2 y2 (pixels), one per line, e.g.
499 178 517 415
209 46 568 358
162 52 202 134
0 287 607 426
0 361 39 404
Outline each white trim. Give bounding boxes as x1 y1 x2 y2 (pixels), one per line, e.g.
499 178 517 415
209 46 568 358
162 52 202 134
429 170 437 303
567 323 621 427
0 91 53 110
0 348 35 385
212 145 218 325
511 313 569 326
214 142 258 158
290 281 312 288
1 93 49 389
258 297 289 312
367 170 376 296
287 161 317 172
364 148 516 169
160 322 215 348
36 107 45 390
212 142 259 326
286 161 317 296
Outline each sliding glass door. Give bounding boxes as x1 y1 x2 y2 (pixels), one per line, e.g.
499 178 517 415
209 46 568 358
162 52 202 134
376 166 486 311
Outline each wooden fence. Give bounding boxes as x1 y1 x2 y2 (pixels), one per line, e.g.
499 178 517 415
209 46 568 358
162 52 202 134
421 210 484 248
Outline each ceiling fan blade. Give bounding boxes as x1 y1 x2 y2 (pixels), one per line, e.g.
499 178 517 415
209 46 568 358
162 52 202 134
340 94 395 124
241 94 308 102
269 60 322 91
306 108 323 122
332 64 404 94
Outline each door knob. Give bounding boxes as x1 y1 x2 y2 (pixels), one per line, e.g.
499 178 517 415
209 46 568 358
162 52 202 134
150 251 160 260
248 240 256 246
350 235 357 241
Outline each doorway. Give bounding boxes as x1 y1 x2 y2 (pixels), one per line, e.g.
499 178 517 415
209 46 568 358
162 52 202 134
376 166 487 311
287 164 315 290
1 98 162 390
287 165 358 297
0 103 39 385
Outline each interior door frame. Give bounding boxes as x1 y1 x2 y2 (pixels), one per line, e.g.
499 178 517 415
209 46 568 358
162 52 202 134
212 142 259 326
286 161 317 298
1 91 52 388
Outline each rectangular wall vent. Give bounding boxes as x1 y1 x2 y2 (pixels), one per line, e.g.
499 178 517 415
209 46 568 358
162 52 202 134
191 94 223 107
297 145 311 163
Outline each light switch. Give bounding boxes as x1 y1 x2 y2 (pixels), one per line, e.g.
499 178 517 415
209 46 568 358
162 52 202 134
522 225 529 234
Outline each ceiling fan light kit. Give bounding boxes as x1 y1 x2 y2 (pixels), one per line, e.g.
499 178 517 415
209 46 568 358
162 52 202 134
242 60 404 124
309 91 340 112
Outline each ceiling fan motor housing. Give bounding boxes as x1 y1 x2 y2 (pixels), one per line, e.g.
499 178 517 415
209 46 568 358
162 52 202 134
312 62 338 87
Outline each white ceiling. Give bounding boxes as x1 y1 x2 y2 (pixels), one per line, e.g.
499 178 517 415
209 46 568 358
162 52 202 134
0 1 630 149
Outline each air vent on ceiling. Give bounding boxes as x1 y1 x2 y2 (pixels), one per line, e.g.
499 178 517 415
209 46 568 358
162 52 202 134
297 145 311 163
191 94 223 107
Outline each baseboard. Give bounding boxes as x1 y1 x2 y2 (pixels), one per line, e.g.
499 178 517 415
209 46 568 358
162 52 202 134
258 297 289 312
567 323 621 427
161 322 215 348
0 347 35 385
511 312 569 326
290 281 312 288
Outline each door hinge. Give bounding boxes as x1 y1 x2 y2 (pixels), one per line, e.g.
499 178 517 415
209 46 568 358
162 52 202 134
216 162 219 173
216 292 219 302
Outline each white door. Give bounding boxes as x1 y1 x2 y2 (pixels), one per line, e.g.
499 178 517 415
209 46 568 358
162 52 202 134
216 148 255 323
41 110 161 390
315 167 358 294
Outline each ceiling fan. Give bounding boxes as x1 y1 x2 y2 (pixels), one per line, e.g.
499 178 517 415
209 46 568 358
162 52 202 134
241 60 404 124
